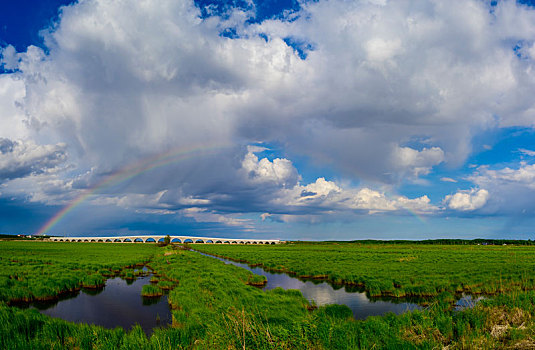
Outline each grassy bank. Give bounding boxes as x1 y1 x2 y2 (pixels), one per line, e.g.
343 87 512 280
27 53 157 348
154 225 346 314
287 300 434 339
194 242 535 299
0 241 159 303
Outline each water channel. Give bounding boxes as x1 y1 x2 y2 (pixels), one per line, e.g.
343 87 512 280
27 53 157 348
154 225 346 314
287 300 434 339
196 251 423 319
201 252 485 314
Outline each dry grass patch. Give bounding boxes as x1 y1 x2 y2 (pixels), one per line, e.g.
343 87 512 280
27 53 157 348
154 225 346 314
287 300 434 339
398 256 418 262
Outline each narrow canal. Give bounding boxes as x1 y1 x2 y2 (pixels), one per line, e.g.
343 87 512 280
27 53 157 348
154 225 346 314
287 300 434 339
196 251 423 319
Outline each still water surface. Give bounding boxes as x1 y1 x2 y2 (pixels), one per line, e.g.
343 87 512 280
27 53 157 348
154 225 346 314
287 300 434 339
197 251 423 319
24 269 172 335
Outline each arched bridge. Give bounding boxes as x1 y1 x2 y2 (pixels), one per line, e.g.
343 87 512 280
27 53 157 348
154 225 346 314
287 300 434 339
49 235 280 245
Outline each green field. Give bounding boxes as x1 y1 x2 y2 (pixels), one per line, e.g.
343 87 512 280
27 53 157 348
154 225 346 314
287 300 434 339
0 241 158 302
195 242 535 298
2 241 535 349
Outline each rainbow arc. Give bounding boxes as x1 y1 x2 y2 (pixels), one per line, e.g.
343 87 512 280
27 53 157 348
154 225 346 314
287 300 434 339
36 144 229 235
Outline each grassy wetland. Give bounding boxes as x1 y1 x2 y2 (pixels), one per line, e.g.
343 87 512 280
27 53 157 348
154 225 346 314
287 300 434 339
2 241 535 348
196 242 535 299
0 241 158 302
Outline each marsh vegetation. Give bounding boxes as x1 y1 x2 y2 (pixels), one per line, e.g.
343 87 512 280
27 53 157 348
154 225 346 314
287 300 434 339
2 241 535 349
196 242 535 299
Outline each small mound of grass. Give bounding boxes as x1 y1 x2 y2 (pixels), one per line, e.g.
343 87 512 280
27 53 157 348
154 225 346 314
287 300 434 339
141 284 163 297
134 269 147 276
82 274 105 289
157 280 176 290
99 269 114 277
123 271 136 280
246 274 267 286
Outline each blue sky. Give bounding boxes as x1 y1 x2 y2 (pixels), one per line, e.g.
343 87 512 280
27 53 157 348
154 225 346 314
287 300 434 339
1 0 535 240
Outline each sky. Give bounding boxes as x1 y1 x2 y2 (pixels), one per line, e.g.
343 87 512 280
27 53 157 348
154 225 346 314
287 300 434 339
1 0 535 240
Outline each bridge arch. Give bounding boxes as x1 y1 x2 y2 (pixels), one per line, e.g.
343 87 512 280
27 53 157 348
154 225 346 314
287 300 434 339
51 235 279 244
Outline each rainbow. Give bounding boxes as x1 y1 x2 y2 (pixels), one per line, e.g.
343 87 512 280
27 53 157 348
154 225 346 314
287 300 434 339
35 144 229 235
401 206 429 224
386 191 430 224
36 143 432 235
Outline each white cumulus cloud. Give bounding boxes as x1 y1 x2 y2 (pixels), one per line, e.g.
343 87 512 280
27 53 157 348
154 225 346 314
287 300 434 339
241 147 300 187
274 177 437 215
471 162 535 190
444 188 489 211
391 146 444 178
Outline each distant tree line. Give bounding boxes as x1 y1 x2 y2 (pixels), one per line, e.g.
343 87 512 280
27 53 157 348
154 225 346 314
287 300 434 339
291 239 535 245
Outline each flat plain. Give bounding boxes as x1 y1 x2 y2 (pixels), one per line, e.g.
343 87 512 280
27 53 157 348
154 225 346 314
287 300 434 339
196 242 535 298
2 240 535 349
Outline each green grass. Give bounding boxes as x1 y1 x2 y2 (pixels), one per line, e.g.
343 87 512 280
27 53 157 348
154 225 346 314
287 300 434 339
148 249 316 348
195 242 535 299
123 271 136 280
3 241 535 348
141 284 163 297
246 273 267 286
0 241 158 303
156 280 176 290
81 274 105 289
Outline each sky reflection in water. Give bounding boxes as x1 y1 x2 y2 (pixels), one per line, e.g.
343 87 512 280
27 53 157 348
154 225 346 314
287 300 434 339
30 271 171 335
200 252 422 319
